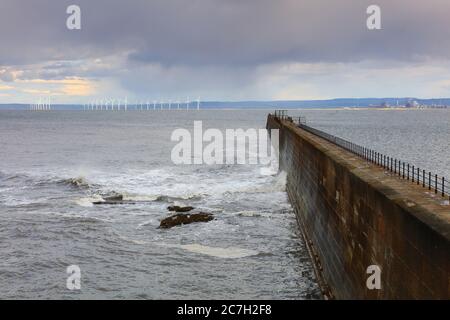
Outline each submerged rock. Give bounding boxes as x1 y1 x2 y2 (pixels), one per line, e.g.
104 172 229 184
159 212 214 229
104 195 123 201
92 194 137 205
167 205 194 212
93 200 137 205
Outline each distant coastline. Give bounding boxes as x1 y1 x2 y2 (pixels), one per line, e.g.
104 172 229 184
1 97 450 111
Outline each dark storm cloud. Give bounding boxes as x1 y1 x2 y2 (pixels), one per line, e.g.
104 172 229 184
1 0 450 68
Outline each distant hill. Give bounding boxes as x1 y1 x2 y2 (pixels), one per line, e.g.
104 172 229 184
1 98 450 110
203 98 450 108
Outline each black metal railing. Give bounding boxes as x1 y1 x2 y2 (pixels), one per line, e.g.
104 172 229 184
274 109 290 120
272 112 450 201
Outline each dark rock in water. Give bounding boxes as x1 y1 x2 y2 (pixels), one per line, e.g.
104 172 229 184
154 195 170 202
104 195 123 202
93 200 136 205
93 195 136 205
159 212 214 229
167 205 194 212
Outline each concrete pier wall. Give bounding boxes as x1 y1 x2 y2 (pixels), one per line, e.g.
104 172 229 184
267 115 450 299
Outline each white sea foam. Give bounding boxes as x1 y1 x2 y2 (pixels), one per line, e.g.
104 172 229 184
231 171 286 194
232 210 271 218
118 239 259 259
166 243 259 259
137 219 156 228
259 166 278 176
74 195 104 207
64 164 287 204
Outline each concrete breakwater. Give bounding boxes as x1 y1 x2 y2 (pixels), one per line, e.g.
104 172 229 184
267 114 450 299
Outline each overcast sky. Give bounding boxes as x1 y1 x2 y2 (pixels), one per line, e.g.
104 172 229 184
1 0 450 103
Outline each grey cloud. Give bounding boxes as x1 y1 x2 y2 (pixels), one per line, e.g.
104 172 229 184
2 0 450 101
1 0 450 68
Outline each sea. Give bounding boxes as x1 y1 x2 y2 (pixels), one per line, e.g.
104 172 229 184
0 108 448 299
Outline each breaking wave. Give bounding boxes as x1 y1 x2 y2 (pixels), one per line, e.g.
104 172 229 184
57 177 91 189
74 195 104 207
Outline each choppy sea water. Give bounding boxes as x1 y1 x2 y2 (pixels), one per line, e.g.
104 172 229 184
1 108 448 299
290 108 450 178
0 110 320 299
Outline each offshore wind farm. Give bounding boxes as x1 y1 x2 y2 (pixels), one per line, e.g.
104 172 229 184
6 97 448 112
26 97 202 111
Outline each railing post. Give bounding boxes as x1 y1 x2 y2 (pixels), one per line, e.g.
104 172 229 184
442 177 445 197
412 166 414 182
435 174 438 194
429 172 431 190
423 170 425 188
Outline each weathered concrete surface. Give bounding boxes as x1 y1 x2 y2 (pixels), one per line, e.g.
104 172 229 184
267 114 450 299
